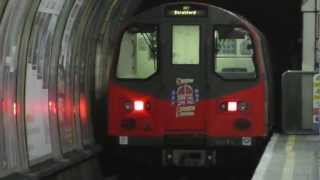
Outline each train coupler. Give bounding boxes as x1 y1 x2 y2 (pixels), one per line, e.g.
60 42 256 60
163 149 216 167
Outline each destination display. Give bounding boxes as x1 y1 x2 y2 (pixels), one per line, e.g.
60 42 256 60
166 4 208 17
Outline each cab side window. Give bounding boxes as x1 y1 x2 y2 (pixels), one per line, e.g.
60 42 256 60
214 27 256 79
116 25 158 79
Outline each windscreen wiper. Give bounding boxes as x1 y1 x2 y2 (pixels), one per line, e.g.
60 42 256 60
141 33 158 59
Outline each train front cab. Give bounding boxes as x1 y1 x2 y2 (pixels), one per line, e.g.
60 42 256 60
108 3 271 167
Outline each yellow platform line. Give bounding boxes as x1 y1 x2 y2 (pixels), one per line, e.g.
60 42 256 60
281 135 296 180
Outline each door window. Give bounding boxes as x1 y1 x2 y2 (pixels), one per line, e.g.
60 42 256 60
172 25 200 65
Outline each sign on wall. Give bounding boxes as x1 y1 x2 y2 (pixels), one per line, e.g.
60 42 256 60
313 73 320 134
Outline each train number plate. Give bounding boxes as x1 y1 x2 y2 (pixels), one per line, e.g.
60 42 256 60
119 136 128 145
242 137 252 146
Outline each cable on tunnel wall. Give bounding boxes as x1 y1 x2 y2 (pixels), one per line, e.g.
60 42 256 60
24 0 67 165
16 0 42 170
70 0 102 147
64 0 104 149
86 0 144 145
44 0 106 159
22 0 105 167
72 0 115 145
95 0 123 98
69 0 93 150
40 0 109 156
57 0 87 154
0 0 8 22
48 0 77 159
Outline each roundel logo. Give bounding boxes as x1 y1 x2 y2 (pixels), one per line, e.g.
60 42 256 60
177 84 194 106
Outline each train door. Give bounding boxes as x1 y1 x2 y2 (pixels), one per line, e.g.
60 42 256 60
162 24 207 133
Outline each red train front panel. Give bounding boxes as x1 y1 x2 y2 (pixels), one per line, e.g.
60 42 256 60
108 82 265 139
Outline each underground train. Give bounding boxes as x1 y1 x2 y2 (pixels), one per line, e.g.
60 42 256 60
107 2 273 167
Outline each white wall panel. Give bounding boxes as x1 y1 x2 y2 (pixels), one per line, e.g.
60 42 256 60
302 13 316 71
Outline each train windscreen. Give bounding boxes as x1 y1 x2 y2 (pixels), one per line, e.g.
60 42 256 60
214 27 256 80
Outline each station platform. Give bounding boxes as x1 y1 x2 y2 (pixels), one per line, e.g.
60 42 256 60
252 134 320 180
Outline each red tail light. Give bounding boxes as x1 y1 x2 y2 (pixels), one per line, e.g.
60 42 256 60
227 101 238 112
134 101 144 111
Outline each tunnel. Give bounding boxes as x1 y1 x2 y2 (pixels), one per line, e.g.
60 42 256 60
0 0 308 180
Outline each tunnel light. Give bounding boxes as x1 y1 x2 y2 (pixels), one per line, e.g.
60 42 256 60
13 102 17 116
80 96 88 122
134 101 144 111
49 101 53 111
49 101 57 114
227 101 237 112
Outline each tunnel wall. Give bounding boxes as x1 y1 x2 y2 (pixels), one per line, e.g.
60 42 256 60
0 0 130 179
92 1 143 148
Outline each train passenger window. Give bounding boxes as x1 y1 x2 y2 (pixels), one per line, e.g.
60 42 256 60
172 25 200 64
214 27 256 79
116 26 158 79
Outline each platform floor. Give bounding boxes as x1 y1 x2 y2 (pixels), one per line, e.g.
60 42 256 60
252 134 320 180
